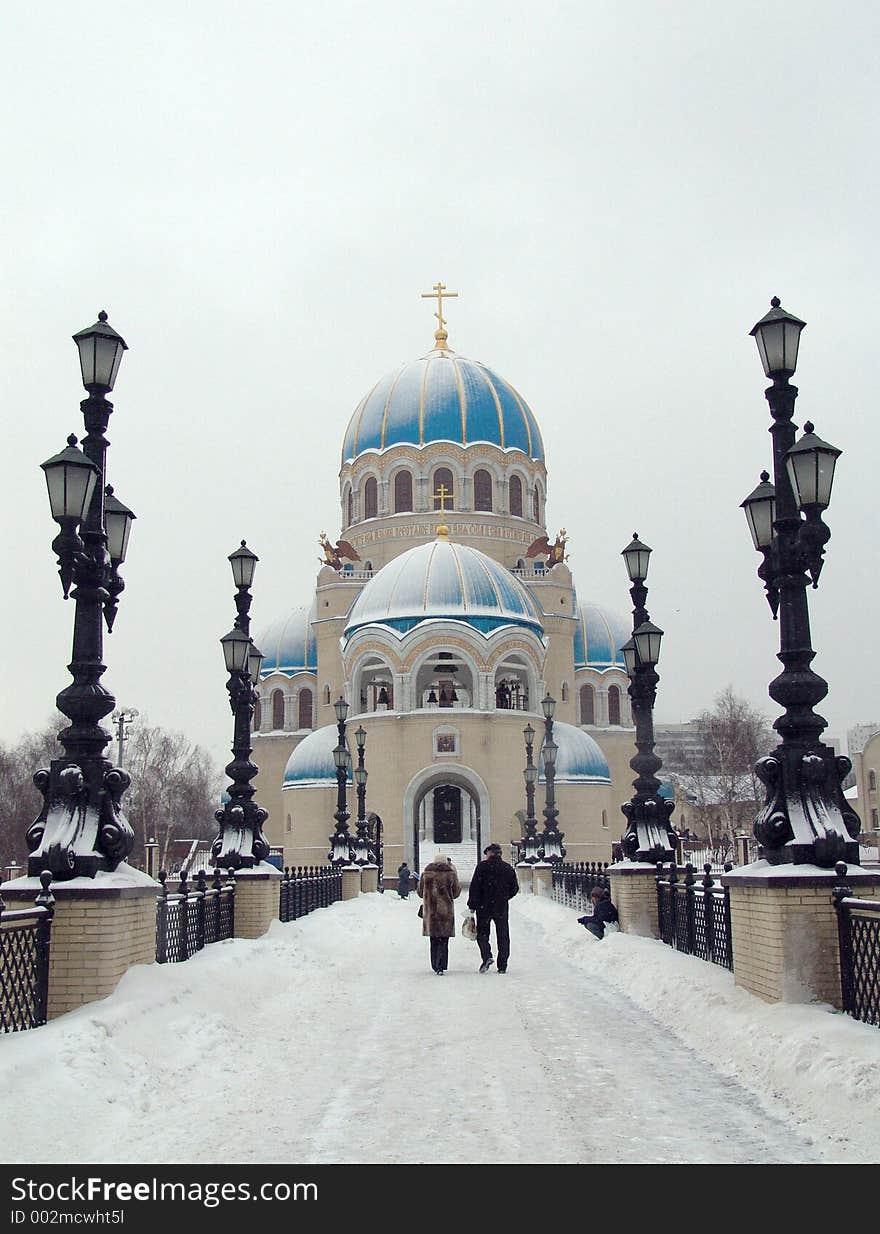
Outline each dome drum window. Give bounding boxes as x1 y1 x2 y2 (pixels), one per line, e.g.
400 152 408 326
394 470 413 513
473 469 493 512
363 477 378 520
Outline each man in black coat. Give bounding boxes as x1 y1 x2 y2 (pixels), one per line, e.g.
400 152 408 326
468 843 519 973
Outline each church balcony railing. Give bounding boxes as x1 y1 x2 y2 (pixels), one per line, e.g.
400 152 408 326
337 569 374 581
512 567 548 579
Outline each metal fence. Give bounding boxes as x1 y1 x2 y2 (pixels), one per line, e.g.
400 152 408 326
156 868 235 964
0 871 55 1032
279 866 343 922
833 865 880 1028
656 862 733 971
550 862 610 912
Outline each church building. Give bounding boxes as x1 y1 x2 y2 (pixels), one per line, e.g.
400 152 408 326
251 288 637 878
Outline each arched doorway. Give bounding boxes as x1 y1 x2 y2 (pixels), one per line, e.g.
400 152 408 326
403 765 490 880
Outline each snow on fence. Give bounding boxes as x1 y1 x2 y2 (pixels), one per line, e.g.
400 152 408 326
155 868 235 964
833 863 880 1028
0 871 54 1032
656 862 733 971
550 862 610 914
279 866 343 922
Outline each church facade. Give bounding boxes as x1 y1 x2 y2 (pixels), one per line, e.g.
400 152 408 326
251 294 637 878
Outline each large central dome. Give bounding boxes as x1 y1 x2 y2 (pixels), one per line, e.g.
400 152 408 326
343 537 545 641
341 348 545 465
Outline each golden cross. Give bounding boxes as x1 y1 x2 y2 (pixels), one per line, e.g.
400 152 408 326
434 483 452 512
421 281 458 338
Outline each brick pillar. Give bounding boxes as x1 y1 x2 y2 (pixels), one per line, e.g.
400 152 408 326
360 865 378 892
723 864 880 1006
342 866 361 900
516 864 534 894
532 864 552 897
1 867 159 1021
233 863 283 939
606 862 659 938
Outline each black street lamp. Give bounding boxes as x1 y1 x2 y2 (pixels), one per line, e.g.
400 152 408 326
27 312 138 880
538 694 565 862
741 298 860 867
521 723 541 862
370 814 384 892
328 696 353 865
351 725 372 864
619 534 676 863
211 541 270 869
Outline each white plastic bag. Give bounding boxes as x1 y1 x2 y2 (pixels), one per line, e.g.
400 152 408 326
461 912 478 941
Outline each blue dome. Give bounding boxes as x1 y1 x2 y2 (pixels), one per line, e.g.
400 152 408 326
538 721 611 785
341 349 544 464
255 601 318 679
343 538 545 642
573 600 631 671
282 725 353 790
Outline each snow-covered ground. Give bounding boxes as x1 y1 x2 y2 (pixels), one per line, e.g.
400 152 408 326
1 892 876 1164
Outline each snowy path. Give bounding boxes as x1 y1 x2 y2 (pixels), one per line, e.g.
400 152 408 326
1 890 857 1165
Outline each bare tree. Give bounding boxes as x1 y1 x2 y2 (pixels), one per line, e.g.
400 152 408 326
672 688 773 850
0 714 221 873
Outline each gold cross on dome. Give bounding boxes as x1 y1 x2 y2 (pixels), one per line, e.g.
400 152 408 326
421 281 458 346
434 483 452 512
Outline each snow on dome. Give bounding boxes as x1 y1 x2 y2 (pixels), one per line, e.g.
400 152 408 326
255 600 318 679
537 721 611 785
341 350 544 464
573 600 631 671
343 538 545 642
283 725 352 790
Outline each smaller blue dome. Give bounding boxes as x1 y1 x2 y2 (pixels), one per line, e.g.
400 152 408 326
256 600 318 679
573 600 630 671
282 726 353 790
538 721 611 785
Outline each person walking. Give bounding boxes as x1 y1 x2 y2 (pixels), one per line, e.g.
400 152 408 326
417 855 461 974
468 843 519 973
397 861 413 899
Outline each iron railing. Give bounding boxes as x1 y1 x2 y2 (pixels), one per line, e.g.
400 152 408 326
551 862 610 912
0 871 54 1032
279 865 343 922
833 864 880 1028
156 868 235 964
656 861 733 971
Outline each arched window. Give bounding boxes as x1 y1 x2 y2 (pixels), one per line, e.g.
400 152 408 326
870 769 877 791
272 689 285 730
347 488 353 525
533 486 541 523
474 469 493 512
298 688 313 730
394 470 413 513
602 809 608 829
253 696 262 732
561 682 569 702
363 477 378 520
608 685 621 726
323 683 331 705
509 474 523 517
433 468 454 511
580 684 595 725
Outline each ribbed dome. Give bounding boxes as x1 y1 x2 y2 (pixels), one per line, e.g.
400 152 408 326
538 721 611 784
341 349 544 464
282 726 352 790
255 600 318 679
573 600 631 671
343 538 545 642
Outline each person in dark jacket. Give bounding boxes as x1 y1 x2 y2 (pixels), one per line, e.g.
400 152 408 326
467 843 519 973
578 885 619 939
397 862 413 898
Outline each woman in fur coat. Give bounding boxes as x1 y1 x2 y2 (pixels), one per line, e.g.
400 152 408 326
417 856 461 974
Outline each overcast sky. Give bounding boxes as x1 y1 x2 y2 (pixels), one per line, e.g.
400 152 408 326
1 1 877 775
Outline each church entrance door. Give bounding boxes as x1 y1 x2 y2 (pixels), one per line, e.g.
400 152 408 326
433 786 462 845
414 776 481 882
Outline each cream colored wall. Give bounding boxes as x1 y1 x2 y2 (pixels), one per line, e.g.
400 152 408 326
853 731 880 834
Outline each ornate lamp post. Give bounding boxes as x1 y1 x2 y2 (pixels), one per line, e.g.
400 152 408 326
211 542 270 869
740 298 859 866
538 694 565 862
28 311 138 880
351 725 372 864
370 814 384 891
521 722 541 862
619 534 676 863
328 696 353 864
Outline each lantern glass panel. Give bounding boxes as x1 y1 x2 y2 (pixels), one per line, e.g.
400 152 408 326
621 639 637 677
247 643 264 687
41 444 98 522
543 740 557 770
229 542 258 588
541 694 556 720
524 764 538 785
786 444 838 510
633 622 663 666
523 723 535 745
221 629 250 673
334 696 349 724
